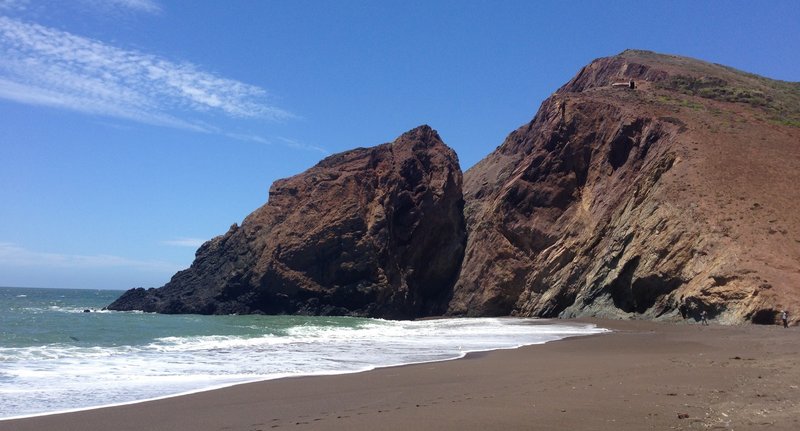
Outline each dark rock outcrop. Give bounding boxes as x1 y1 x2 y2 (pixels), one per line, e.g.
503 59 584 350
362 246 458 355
109 126 466 319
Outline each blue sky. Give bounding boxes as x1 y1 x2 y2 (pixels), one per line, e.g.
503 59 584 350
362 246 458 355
1 0 798 290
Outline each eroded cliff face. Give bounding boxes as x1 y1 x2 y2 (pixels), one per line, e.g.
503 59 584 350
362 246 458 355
111 51 800 324
449 50 800 324
109 126 466 319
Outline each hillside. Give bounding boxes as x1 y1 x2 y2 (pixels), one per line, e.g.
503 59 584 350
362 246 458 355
450 50 800 324
111 50 800 324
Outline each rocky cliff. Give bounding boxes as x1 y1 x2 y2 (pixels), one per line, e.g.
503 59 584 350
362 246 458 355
111 50 800 324
109 126 466 319
449 50 800 324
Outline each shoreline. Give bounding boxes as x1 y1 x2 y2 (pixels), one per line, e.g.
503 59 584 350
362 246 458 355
5 319 799 430
1 318 605 423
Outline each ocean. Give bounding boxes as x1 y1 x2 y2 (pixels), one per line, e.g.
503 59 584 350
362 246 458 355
0 286 607 420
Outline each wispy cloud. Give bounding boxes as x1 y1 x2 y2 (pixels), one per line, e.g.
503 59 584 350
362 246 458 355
69 0 163 15
0 16 292 131
226 132 330 155
0 0 27 12
94 0 162 14
161 237 206 248
277 136 330 155
0 242 181 272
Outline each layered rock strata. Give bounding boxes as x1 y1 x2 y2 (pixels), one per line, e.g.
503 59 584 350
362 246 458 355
449 50 800 324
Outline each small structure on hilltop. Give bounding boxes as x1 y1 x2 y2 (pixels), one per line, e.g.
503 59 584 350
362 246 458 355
611 79 636 89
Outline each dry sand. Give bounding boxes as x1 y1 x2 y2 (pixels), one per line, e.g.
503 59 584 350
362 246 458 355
3 319 799 431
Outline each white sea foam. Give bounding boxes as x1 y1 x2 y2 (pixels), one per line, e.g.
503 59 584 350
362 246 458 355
20 305 110 314
0 317 607 420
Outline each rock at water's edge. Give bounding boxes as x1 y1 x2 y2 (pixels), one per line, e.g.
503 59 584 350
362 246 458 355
109 126 466 319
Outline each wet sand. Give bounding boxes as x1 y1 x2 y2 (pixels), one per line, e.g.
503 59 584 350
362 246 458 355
3 319 799 431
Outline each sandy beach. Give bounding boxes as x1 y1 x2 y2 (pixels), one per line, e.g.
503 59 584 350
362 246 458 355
3 319 799 431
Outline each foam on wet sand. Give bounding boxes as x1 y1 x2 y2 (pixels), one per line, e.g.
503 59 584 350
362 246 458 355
4 319 799 431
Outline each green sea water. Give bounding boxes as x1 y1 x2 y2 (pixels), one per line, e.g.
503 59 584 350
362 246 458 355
0 286 607 419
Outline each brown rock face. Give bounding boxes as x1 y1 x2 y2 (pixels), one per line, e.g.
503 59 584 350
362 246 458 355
109 126 466 319
449 50 800 324
111 50 800 324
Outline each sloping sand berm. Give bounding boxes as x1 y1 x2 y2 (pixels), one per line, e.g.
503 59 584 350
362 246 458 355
4 319 799 431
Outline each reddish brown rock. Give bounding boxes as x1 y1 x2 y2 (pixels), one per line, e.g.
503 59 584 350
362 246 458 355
111 50 800 325
109 126 466 318
449 50 800 324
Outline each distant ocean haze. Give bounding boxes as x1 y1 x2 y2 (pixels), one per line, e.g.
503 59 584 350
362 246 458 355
0 287 607 419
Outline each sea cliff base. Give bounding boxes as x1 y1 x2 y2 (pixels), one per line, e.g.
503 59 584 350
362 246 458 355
4 319 799 431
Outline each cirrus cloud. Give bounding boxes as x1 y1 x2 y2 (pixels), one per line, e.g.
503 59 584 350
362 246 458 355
0 0 27 11
93 0 162 14
0 15 293 131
